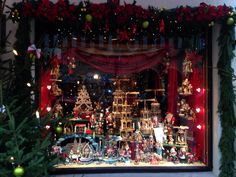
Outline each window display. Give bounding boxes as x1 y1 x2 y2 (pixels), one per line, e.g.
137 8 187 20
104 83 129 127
39 36 210 170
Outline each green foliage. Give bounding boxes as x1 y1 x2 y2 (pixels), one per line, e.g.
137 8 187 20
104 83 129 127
217 24 236 177
0 106 59 177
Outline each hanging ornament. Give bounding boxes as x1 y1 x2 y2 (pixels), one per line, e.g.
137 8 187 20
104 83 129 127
10 9 20 23
85 14 93 22
142 21 149 29
27 44 41 59
55 125 63 134
159 19 165 33
226 17 234 25
13 166 25 177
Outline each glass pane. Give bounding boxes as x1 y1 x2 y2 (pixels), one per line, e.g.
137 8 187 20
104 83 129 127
40 35 209 169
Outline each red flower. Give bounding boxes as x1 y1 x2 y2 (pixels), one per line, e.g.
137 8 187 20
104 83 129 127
53 0 75 19
176 6 193 22
22 2 33 17
118 30 129 43
90 3 110 21
216 5 231 19
35 0 57 21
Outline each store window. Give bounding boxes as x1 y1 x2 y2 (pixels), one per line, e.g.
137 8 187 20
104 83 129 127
38 30 211 172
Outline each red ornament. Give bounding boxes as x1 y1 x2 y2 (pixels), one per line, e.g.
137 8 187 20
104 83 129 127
159 19 165 33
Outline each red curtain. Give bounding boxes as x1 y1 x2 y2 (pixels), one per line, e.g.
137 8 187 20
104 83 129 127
188 52 206 162
64 47 175 75
167 58 178 115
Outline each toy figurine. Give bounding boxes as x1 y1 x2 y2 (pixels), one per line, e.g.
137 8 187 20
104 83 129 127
53 103 63 118
148 135 155 152
121 143 131 164
178 78 193 95
164 112 175 127
183 53 193 77
178 146 187 163
50 82 62 96
50 64 60 79
177 99 195 120
150 153 159 164
169 146 179 163
167 134 174 144
154 141 163 160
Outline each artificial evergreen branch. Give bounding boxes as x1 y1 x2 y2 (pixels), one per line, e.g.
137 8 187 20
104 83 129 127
217 24 236 177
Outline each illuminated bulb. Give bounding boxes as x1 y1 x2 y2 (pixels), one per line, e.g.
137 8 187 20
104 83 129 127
77 81 80 84
93 73 99 79
59 122 62 125
46 106 51 112
36 110 40 119
10 156 14 161
47 85 51 90
13 49 18 56
196 88 201 93
26 82 31 87
196 108 201 113
197 124 202 130
45 125 51 130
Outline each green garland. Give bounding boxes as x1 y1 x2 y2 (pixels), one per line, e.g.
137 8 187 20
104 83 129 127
217 24 236 177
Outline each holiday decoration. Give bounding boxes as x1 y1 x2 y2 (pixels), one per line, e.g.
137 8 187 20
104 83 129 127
5 0 236 176
56 125 63 134
73 85 93 116
7 1 236 43
85 14 93 22
178 78 193 95
27 44 41 59
183 53 193 77
13 166 24 177
226 17 234 25
142 21 149 29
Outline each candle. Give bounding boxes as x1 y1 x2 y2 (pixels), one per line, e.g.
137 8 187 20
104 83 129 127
84 127 87 134
133 123 135 129
99 140 102 147
93 131 96 139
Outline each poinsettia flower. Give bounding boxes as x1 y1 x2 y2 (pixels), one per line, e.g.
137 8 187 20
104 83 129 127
22 2 33 17
53 0 75 19
176 6 193 22
216 5 231 19
35 0 57 21
118 30 130 43
91 3 110 21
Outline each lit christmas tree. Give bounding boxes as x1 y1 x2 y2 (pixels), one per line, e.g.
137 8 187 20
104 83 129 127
73 85 93 116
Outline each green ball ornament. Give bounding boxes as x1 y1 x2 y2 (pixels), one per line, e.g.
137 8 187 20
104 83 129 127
85 14 93 22
226 17 234 25
142 21 149 29
13 166 24 177
56 126 63 134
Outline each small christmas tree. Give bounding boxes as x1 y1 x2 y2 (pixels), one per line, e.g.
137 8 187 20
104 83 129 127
73 85 93 115
0 106 59 177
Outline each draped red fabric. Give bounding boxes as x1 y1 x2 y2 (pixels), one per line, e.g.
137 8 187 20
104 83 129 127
167 58 178 115
188 52 206 162
64 47 174 75
40 70 52 115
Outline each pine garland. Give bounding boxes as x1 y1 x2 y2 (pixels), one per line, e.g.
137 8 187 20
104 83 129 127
217 24 236 177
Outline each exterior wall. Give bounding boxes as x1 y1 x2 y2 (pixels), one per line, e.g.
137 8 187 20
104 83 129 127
4 1 236 177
